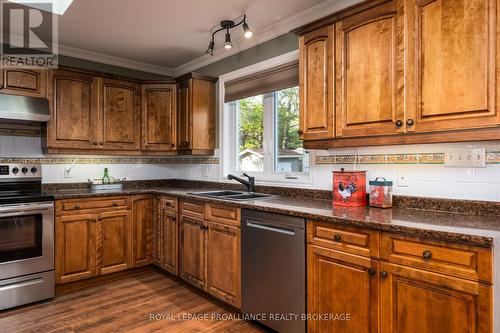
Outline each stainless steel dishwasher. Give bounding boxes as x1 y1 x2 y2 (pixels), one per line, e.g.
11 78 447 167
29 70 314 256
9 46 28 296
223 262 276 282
241 209 305 333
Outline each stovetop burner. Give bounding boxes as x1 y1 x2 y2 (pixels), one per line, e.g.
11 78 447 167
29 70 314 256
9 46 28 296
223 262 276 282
0 163 53 205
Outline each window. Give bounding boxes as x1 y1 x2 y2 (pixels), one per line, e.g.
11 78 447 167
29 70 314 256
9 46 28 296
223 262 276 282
227 86 309 181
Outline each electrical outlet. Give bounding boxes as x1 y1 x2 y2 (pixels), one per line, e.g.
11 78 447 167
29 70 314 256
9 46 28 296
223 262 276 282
64 166 72 178
397 170 409 187
444 148 486 168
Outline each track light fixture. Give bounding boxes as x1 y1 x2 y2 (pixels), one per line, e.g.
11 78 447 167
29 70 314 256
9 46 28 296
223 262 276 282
205 14 253 56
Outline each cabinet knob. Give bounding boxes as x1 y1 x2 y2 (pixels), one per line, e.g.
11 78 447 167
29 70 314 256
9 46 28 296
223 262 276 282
422 250 432 259
368 268 376 276
395 120 403 127
93 141 98 146
297 129 303 135
92 217 97 223
380 271 388 278
406 119 414 126
172 216 176 221
112 202 118 207
333 233 342 242
74 204 80 209
99 142 103 146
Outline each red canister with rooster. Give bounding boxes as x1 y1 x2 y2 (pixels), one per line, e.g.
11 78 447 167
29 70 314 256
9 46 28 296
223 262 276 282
332 168 366 207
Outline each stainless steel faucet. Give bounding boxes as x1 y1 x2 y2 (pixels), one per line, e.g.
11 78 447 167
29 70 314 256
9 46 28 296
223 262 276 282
227 173 255 193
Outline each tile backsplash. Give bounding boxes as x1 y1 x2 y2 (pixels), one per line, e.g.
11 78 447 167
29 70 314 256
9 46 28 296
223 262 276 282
1 134 499 201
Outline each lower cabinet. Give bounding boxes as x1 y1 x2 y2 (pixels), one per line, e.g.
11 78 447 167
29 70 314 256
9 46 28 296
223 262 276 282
98 210 132 275
307 245 379 333
307 221 493 333
179 214 207 290
155 197 178 275
132 195 153 267
206 221 241 308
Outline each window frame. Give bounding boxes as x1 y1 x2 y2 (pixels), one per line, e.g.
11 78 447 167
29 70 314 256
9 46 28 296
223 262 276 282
219 50 312 185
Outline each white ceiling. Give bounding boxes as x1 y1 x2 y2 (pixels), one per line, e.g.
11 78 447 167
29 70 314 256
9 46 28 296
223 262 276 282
5 0 364 76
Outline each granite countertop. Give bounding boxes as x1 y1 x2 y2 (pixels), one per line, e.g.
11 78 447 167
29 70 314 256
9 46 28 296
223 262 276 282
45 186 500 248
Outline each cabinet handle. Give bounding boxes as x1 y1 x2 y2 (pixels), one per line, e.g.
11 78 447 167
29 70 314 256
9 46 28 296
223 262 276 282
99 142 103 146
172 216 176 221
406 119 414 126
368 268 376 276
74 204 80 209
92 217 97 223
165 202 172 207
98 215 102 221
112 202 118 207
395 120 403 127
422 250 432 259
380 271 388 278
297 129 303 135
333 233 342 242
93 141 98 146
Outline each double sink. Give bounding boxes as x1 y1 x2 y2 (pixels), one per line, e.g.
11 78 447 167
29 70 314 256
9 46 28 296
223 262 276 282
191 190 271 201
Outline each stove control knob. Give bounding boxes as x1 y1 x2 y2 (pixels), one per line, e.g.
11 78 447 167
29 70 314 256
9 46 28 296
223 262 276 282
12 167 19 174
31 167 38 174
21 167 28 174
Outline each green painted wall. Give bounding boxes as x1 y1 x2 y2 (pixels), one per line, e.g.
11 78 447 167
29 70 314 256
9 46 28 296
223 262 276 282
192 33 298 78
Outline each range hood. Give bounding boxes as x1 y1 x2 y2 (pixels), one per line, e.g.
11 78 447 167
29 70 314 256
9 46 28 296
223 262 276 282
0 94 50 123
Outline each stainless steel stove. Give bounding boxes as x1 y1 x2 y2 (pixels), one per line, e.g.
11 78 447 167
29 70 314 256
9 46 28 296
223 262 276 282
0 163 54 310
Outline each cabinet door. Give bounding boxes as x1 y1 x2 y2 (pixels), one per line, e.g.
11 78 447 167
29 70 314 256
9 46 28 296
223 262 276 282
405 0 500 132
141 83 177 151
380 262 491 333
0 68 47 98
46 69 98 149
97 210 132 275
99 78 141 150
179 214 206 289
299 25 335 141
160 209 178 275
153 198 162 266
132 195 153 267
336 0 405 137
206 222 241 308
177 79 191 150
308 245 379 333
55 213 96 284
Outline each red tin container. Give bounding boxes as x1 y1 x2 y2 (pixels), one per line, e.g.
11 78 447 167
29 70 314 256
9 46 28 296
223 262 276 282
332 168 366 207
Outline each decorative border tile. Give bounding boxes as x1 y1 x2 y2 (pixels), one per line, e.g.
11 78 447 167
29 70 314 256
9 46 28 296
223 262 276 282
0 128 41 137
0 157 220 165
315 152 500 165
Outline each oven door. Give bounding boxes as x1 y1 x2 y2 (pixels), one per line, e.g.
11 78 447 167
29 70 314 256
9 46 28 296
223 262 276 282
0 202 54 280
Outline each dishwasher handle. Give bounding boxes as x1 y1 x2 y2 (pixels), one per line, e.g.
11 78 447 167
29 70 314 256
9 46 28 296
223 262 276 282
245 220 296 236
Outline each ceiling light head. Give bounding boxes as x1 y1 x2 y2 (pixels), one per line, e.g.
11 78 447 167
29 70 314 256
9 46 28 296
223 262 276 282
224 31 232 49
205 40 215 56
243 22 253 38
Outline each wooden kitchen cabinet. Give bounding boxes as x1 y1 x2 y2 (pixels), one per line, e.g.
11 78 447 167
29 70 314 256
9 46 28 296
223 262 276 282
298 25 335 141
98 210 132 275
55 213 97 284
379 261 491 333
176 73 216 155
179 214 207 289
132 195 154 267
307 245 379 333
141 83 177 152
405 0 500 133
156 197 178 275
206 221 241 308
99 77 141 150
0 68 47 98
45 69 99 150
335 0 404 138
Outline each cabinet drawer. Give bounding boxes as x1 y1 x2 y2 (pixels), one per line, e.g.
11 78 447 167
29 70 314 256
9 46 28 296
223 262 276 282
380 233 492 283
206 204 240 226
307 221 379 258
158 196 177 212
57 196 131 215
180 200 205 219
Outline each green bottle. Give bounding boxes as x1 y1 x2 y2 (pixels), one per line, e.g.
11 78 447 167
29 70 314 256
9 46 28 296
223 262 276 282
102 168 110 184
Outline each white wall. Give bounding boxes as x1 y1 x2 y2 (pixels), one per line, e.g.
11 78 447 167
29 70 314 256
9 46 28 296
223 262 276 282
1 134 499 201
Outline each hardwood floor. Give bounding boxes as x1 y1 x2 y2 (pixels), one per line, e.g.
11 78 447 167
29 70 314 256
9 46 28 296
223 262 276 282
0 270 267 333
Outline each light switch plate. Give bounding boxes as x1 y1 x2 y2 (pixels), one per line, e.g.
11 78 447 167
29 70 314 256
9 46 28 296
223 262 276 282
444 148 486 168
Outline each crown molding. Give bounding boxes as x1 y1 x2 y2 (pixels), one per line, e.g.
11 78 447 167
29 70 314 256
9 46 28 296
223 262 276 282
57 44 176 77
171 0 363 77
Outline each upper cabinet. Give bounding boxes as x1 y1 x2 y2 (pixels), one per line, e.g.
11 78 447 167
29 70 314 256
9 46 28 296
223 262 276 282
405 0 500 132
299 25 335 141
336 0 404 137
177 74 216 155
296 0 500 148
141 83 177 152
0 68 47 98
45 69 99 150
99 78 141 151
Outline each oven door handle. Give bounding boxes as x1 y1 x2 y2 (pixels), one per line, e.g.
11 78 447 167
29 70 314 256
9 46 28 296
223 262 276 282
0 202 54 216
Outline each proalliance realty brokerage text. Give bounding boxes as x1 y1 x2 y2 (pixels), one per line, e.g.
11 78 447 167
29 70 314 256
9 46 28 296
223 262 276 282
149 313 351 321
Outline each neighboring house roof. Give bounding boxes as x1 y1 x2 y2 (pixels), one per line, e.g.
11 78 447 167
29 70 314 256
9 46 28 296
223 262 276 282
239 148 304 158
